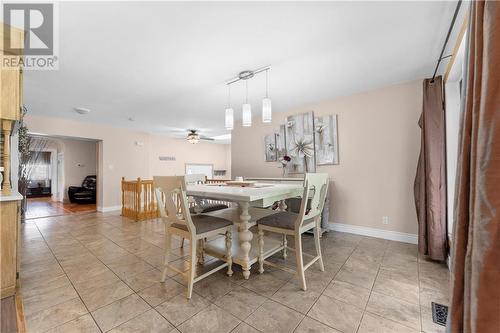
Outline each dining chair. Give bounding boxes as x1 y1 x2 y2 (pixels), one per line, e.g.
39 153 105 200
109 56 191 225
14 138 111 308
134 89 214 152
183 174 229 258
256 173 329 291
185 174 229 214
153 176 233 299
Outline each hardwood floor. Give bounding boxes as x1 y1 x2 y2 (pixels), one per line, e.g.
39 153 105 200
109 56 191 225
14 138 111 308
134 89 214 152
26 197 96 219
1 296 18 333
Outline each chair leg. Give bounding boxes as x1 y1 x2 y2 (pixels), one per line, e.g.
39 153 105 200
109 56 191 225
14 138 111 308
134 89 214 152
226 229 233 276
258 228 265 274
161 232 172 283
187 240 197 299
197 239 205 265
294 233 307 291
282 234 288 259
314 221 325 272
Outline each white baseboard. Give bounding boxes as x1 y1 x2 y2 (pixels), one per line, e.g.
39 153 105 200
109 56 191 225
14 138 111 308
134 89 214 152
97 205 121 213
328 222 418 244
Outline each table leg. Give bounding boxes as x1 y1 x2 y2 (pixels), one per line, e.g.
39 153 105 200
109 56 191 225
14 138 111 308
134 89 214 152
238 202 252 279
279 199 288 211
194 198 203 214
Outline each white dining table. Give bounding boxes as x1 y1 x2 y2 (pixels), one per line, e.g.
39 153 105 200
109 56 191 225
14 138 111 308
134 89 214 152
186 182 303 279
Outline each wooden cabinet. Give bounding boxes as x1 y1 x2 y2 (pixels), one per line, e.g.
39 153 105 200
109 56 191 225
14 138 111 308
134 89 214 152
0 199 20 298
1 24 24 121
1 24 23 195
0 23 24 300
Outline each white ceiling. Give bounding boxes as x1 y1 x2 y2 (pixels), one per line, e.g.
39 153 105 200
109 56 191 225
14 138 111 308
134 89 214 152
23 1 464 139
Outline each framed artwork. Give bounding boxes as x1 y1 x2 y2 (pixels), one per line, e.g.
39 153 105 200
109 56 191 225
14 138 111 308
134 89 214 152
315 114 339 165
264 133 277 162
276 124 287 159
285 111 316 173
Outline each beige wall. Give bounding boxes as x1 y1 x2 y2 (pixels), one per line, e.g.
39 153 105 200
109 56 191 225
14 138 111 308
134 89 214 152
59 138 97 201
232 80 422 234
148 135 231 178
25 115 231 210
31 136 97 201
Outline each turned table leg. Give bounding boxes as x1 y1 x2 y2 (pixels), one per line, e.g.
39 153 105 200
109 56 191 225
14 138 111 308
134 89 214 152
238 202 252 279
279 199 287 211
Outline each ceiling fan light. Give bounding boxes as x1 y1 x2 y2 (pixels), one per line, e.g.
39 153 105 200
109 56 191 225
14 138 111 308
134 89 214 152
187 132 200 144
242 103 252 127
262 97 272 123
225 108 234 130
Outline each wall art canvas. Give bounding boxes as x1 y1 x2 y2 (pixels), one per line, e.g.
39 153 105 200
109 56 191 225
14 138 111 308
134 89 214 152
315 114 339 165
276 124 287 159
285 111 316 173
264 133 277 162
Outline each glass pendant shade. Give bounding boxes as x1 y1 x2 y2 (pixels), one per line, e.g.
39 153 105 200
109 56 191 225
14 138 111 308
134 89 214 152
225 108 234 130
242 103 252 127
262 97 272 123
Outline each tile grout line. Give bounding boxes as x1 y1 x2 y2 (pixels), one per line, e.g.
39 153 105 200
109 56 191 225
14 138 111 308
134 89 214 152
361 245 426 333
30 213 172 332
354 241 388 333
65 217 189 331
30 217 104 333
24 214 443 333
292 235 360 332
418 253 424 332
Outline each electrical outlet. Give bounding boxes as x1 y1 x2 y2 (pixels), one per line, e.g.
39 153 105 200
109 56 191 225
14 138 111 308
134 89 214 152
382 216 389 225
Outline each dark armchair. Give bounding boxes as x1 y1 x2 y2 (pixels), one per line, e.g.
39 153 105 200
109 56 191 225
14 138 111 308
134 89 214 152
68 175 97 204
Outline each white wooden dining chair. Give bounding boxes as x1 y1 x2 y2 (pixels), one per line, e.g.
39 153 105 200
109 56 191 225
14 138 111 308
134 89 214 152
153 176 233 299
183 174 230 258
185 174 229 214
256 173 329 291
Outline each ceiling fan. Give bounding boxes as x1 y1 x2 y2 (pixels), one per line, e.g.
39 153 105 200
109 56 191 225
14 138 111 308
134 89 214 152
186 129 214 144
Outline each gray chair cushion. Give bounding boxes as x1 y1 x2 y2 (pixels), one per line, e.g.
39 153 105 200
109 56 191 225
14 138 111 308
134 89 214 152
189 203 229 214
172 214 232 234
257 211 315 230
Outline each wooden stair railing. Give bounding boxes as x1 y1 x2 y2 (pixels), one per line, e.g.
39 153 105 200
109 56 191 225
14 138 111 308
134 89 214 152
205 178 231 184
121 177 159 221
121 177 234 222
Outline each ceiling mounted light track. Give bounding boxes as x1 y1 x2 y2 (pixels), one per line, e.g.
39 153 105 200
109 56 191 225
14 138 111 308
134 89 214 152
224 66 272 129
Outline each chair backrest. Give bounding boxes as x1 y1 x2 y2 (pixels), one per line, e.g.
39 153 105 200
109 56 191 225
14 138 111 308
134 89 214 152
295 173 329 229
185 174 206 185
153 176 195 235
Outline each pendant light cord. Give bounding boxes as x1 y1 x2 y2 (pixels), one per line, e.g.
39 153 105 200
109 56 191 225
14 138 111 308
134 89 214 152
245 80 249 103
265 69 269 98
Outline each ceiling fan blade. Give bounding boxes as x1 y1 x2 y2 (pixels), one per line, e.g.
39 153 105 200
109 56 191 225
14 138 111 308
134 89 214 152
199 136 215 141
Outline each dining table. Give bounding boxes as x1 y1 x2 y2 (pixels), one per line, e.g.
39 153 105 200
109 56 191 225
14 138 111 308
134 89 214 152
186 182 303 279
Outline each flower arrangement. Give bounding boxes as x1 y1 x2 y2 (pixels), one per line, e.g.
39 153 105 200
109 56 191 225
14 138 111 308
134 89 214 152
278 155 291 177
18 106 49 222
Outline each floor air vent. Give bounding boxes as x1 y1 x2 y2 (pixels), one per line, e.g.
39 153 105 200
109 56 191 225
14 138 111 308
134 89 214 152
432 302 448 326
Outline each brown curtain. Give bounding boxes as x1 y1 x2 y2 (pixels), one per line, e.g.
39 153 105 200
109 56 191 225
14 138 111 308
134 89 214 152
448 1 500 332
414 76 448 261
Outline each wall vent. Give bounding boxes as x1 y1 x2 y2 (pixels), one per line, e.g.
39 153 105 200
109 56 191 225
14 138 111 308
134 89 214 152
159 156 176 161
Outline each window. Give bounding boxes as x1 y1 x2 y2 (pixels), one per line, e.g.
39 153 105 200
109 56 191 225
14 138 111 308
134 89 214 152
185 164 213 179
29 151 51 182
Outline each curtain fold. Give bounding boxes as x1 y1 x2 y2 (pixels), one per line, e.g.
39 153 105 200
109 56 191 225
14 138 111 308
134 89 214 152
414 76 448 261
448 1 500 332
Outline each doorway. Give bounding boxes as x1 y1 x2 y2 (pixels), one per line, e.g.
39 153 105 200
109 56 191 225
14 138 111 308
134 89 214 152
24 135 98 219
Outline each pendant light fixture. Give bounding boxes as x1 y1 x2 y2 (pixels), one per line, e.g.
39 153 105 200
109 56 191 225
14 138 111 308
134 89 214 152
225 85 234 130
242 80 252 127
262 69 272 123
224 66 271 129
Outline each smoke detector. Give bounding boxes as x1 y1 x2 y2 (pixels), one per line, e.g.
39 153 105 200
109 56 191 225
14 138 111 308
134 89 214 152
74 107 90 115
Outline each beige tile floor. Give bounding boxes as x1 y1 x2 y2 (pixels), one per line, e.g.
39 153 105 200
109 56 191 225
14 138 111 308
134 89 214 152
20 211 450 333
